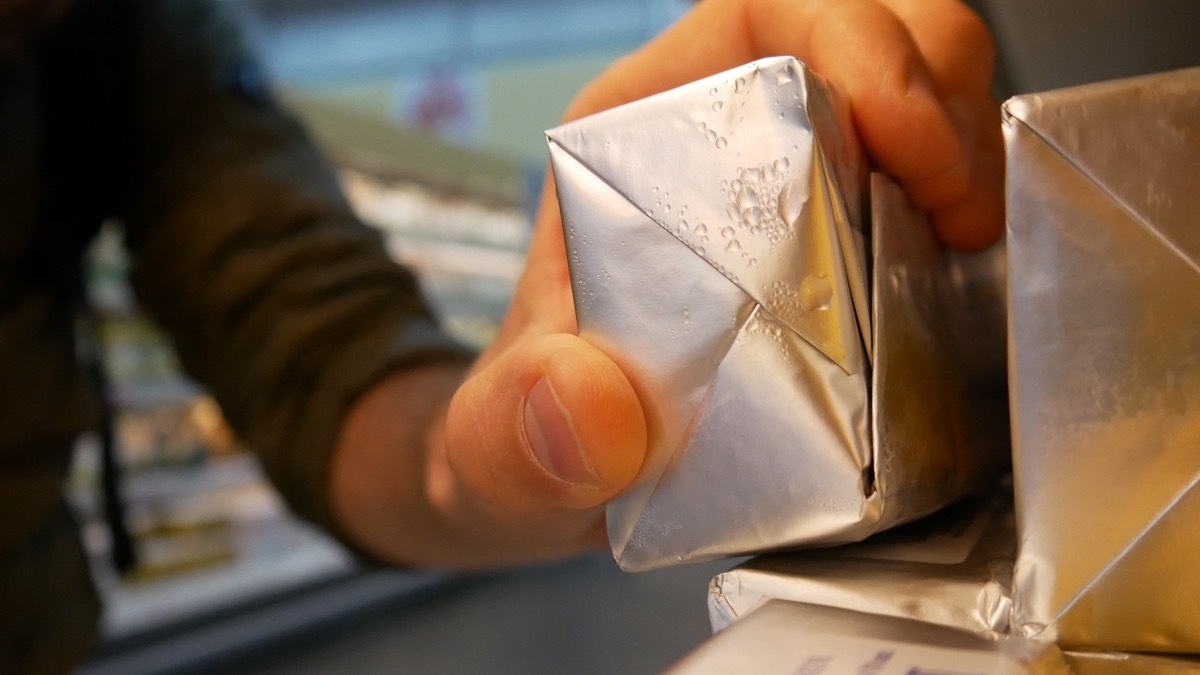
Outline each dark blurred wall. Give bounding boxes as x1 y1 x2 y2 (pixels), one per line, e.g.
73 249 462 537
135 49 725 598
973 0 1200 96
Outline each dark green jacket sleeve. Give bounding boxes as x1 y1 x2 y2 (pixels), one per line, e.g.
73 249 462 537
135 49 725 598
121 1 472 534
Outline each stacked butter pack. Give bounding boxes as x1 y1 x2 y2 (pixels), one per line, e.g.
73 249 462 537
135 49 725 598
700 494 1200 672
671 600 1058 675
547 57 1009 572
673 599 1200 675
1005 66 1200 652
708 494 1016 639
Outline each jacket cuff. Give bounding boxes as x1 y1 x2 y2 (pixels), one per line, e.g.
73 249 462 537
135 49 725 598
258 317 473 563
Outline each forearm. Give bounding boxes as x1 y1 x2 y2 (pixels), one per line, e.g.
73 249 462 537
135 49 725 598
119 1 479 535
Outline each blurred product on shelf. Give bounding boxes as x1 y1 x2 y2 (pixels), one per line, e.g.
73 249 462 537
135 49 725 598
70 98 528 643
338 168 529 251
336 167 527 349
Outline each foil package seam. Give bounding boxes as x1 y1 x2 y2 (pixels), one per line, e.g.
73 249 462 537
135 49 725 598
1019 473 1200 642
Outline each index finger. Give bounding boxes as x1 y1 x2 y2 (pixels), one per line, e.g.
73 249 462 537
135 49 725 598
566 0 961 190
563 0 996 249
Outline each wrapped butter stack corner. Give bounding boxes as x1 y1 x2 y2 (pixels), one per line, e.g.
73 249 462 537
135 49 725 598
547 56 1009 571
689 493 1200 673
670 600 1067 675
673 597 1200 675
1005 66 1200 651
708 493 1017 639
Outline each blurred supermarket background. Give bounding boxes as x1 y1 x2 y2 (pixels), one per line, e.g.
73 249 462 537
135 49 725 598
73 0 1199 673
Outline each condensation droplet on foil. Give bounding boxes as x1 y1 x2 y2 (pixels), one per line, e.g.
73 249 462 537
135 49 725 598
712 101 723 112
715 137 728 149
735 185 760 211
799 274 833 311
734 77 747 93
778 177 809 230
720 226 736 239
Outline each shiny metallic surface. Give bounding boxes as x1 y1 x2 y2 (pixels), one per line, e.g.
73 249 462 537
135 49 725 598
707 496 1016 639
677 601 1200 675
871 176 1011 528
670 600 1060 675
1004 67 1200 650
548 57 1007 571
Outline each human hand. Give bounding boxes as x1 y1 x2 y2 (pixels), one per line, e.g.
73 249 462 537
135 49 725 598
567 0 1003 251
329 0 1002 569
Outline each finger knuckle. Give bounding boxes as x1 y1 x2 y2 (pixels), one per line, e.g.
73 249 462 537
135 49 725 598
944 4 996 76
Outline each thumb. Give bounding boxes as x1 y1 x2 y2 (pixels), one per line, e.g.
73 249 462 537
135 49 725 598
444 333 647 514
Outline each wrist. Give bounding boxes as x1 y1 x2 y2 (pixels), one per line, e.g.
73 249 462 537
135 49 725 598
327 361 466 566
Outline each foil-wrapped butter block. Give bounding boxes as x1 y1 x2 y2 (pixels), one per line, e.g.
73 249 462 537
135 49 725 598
1004 67 1200 651
547 57 1008 571
708 495 1015 639
669 600 1066 675
673 600 1200 675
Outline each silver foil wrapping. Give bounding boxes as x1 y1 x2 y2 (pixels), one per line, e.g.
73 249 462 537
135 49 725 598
547 57 1008 571
1004 67 1200 651
669 600 1065 675
671 598 1200 674
673 598 1199 674
708 495 1016 639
